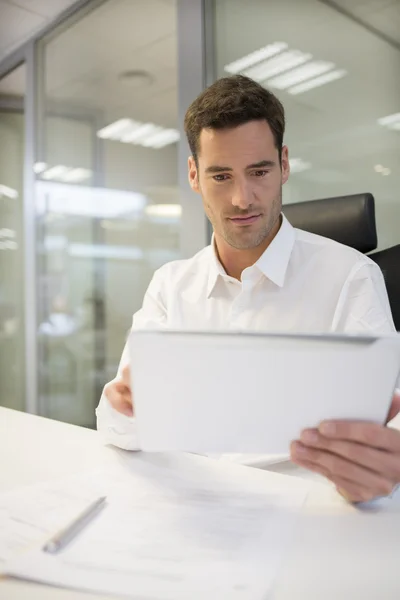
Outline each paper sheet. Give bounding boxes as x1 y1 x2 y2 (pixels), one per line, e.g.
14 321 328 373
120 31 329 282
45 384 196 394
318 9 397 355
3 453 308 600
0 468 112 570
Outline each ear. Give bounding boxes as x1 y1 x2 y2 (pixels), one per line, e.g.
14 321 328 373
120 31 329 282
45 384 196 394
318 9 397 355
188 156 200 193
281 145 290 185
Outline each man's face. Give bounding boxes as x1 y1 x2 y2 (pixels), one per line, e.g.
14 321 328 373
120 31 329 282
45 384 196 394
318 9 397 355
188 120 290 250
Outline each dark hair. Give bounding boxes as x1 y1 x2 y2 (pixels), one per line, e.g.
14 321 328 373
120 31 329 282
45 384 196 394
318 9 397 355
184 74 285 165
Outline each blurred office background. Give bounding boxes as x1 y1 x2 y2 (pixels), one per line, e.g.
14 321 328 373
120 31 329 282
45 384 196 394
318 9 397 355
0 0 399 426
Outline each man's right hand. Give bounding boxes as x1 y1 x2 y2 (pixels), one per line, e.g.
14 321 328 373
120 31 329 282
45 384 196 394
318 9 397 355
104 365 134 417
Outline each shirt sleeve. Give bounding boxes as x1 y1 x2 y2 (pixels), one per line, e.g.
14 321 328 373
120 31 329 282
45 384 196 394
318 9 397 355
96 268 168 450
333 259 400 419
333 260 396 335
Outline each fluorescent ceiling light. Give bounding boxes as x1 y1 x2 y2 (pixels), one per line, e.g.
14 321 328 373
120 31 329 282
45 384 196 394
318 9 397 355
0 228 15 238
289 158 311 173
0 184 18 199
34 162 47 174
142 129 180 148
377 113 400 131
224 42 288 74
288 69 347 95
60 168 93 183
0 240 18 251
97 118 133 140
42 165 70 180
38 165 92 184
145 204 182 218
97 119 180 149
243 50 312 82
121 123 160 144
268 61 334 90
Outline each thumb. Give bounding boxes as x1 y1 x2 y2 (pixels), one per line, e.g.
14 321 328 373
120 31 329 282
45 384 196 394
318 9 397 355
386 389 400 423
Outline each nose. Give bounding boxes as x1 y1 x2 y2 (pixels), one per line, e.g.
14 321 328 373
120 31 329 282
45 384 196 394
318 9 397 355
231 181 253 211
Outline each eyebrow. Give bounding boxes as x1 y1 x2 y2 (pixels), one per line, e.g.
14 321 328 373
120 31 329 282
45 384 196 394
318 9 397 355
205 160 276 174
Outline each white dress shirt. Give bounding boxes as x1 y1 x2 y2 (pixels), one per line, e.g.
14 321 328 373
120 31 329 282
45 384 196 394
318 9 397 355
96 215 399 474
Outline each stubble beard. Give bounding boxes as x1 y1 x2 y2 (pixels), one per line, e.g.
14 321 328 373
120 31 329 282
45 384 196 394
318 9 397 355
218 190 282 250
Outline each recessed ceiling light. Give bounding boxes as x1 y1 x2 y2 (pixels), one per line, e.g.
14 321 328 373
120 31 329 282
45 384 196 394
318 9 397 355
288 68 347 95
268 61 334 90
374 164 391 176
97 119 133 140
0 184 19 199
224 42 347 95
244 50 312 82
377 113 400 131
0 228 15 238
34 162 47 174
38 165 93 183
97 119 180 149
42 166 70 180
60 168 93 183
224 42 288 74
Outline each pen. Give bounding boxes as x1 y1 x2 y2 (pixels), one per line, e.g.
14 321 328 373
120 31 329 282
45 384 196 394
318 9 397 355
43 495 107 554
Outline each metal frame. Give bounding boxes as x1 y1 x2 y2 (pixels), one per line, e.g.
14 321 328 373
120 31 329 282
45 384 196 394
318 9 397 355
177 0 212 258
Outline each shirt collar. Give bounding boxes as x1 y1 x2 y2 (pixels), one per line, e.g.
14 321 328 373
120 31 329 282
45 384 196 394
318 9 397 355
207 213 295 298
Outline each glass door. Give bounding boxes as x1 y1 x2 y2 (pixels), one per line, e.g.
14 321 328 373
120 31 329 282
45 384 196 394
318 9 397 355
0 63 26 411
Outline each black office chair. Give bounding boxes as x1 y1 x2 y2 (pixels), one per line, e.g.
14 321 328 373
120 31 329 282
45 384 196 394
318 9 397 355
283 193 400 330
369 244 400 332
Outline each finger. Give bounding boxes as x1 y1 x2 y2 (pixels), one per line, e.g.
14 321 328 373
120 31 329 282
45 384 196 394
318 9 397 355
331 478 374 503
387 390 400 423
291 441 395 497
105 381 133 417
121 364 131 388
288 453 331 479
300 429 400 482
290 449 377 502
317 419 400 453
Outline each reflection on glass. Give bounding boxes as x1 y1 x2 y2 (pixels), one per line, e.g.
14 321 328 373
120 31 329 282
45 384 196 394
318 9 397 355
0 64 26 411
38 0 179 426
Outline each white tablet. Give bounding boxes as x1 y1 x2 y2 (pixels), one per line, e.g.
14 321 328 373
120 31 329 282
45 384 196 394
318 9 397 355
129 331 400 454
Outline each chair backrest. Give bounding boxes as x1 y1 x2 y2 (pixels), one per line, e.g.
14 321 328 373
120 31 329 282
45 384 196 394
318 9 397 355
283 193 377 253
369 245 400 331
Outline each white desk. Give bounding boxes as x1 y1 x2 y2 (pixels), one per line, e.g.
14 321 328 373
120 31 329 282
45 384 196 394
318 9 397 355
1 407 399 600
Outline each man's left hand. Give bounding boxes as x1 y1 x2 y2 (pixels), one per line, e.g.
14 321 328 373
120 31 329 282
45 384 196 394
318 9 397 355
290 390 400 503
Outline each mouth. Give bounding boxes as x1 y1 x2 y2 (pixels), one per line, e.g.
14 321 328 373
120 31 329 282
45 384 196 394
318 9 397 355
228 214 262 225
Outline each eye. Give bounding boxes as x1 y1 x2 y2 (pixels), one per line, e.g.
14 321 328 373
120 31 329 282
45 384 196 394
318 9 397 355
252 170 269 177
213 174 230 182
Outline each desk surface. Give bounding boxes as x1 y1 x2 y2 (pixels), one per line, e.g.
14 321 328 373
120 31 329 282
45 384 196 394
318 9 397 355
1 406 399 600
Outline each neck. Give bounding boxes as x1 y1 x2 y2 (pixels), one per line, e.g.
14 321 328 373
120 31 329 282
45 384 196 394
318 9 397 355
214 216 281 280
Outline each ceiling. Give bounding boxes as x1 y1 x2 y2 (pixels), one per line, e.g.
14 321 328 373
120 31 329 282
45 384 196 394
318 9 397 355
0 0 79 63
321 0 400 46
0 0 178 127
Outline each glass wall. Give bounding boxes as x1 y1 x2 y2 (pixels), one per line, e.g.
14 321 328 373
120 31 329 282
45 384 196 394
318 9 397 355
213 0 400 250
35 0 180 426
0 64 26 411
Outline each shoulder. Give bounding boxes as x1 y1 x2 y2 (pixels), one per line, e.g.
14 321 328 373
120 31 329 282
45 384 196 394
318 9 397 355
292 227 379 277
152 245 212 286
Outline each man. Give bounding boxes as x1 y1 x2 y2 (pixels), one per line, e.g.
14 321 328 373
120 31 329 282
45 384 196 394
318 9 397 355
97 74 400 504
